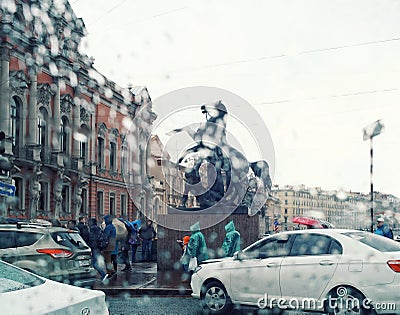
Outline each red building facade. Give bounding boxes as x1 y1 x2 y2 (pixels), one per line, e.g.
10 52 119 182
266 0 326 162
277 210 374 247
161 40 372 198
0 0 156 223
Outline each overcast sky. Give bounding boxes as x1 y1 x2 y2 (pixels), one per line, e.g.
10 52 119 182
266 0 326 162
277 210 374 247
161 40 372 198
71 0 400 197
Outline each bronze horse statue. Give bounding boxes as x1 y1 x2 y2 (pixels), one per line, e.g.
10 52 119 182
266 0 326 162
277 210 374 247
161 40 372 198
168 100 272 215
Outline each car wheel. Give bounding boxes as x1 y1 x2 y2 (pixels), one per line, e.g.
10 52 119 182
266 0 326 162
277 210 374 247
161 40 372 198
200 281 232 315
325 286 375 315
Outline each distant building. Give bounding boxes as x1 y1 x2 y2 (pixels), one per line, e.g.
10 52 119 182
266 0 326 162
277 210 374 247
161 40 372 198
148 135 170 217
271 184 399 231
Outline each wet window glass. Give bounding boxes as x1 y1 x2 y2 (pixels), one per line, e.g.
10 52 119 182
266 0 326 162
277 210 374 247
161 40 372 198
51 232 88 249
290 234 335 256
0 231 15 249
328 239 343 254
15 232 42 247
0 261 44 293
243 235 292 258
342 231 400 252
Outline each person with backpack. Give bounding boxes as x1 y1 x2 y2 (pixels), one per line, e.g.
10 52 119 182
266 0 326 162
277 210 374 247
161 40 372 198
103 215 117 276
221 220 241 257
375 217 394 239
129 223 140 263
87 218 108 283
120 224 132 272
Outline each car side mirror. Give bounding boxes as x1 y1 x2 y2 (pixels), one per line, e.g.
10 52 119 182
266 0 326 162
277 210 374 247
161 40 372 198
234 250 244 261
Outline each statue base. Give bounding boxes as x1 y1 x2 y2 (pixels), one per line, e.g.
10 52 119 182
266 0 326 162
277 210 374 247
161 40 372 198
157 207 260 271
169 204 248 214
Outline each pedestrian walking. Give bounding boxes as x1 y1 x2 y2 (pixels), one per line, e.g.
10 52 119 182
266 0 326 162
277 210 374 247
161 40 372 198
139 220 156 262
129 223 140 263
77 215 90 244
177 235 191 272
221 220 241 257
87 218 107 283
177 235 191 282
120 228 132 271
103 215 117 276
187 221 209 264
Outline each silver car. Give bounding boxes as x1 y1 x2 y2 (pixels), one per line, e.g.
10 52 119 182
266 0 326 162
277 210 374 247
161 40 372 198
0 221 96 288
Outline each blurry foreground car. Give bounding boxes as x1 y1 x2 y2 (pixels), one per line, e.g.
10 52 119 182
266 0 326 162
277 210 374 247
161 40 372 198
0 260 108 315
0 220 96 288
191 229 400 314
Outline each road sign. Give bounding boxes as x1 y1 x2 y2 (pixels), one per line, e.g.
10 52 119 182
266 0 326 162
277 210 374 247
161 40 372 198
0 181 16 197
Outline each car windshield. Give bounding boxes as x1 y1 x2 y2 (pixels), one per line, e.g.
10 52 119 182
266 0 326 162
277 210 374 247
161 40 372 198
51 232 89 250
342 231 400 252
0 262 44 293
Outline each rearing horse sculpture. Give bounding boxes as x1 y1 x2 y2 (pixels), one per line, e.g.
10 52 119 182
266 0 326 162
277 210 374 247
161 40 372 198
168 100 272 215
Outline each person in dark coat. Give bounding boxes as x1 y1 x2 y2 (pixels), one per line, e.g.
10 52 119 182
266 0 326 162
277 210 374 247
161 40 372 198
103 215 117 275
129 223 140 263
120 228 132 272
87 218 107 282
139 220 157 262
77 215 90 244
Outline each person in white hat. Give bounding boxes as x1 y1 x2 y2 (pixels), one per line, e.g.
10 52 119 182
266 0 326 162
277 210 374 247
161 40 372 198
374 217 393 239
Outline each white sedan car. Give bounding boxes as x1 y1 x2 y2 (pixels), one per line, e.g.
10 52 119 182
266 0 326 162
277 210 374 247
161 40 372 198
0 260 108 315
191 229 400 315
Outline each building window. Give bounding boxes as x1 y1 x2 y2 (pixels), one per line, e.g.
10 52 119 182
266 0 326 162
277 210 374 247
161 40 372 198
11 177 23 211
60 117 69 155
97 191 104 216
121 194 127 218
10 96 21 156
284 208 288 214
81 188 88 214
80 141 87 163
39 181 49 212
79 124 90 164
110 142 117 171
109 192 116 215
121 146 127 174
38 108 48 161
62 185 70 213
97 137 104 168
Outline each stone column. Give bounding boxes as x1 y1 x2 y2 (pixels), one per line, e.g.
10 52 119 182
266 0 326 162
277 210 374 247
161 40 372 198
27 69 41 161
52 78 64 167
27 70 38 144
0 45 11 153
53 77 61 152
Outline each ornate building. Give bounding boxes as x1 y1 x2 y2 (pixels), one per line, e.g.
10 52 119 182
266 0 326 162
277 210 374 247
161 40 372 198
0 0 156 222
271 184 400 231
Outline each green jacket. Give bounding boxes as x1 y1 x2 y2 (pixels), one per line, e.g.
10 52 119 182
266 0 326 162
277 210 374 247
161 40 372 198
221 220 241 257
187 221 209 262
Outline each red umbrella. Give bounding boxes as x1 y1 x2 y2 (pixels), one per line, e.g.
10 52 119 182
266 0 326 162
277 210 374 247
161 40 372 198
293 217 323 229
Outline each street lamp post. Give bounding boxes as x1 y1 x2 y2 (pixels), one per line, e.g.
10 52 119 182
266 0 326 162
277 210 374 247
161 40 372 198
363 120 384 233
